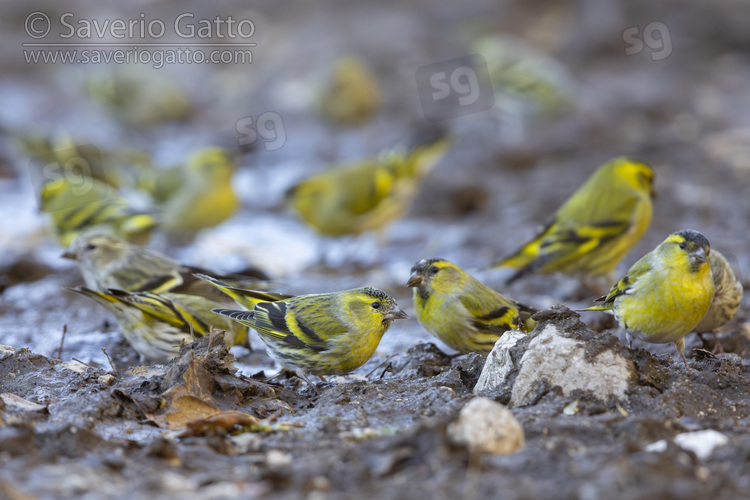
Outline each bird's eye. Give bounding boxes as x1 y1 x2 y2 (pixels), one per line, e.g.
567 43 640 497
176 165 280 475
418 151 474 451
85 243 97 251
678 242 687 250
371 302 381 309
429 266 439 274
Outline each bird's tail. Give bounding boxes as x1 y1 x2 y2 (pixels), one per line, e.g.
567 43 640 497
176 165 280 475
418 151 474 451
195 273 291 310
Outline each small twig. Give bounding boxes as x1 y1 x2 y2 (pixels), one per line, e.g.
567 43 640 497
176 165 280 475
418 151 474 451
101 347 118 374
378 362 394 380
57 324 67 359
201 327 220 363
72 357 94 368
365 354 397 379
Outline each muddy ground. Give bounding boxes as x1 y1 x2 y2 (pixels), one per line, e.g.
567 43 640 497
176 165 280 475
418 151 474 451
2 0 750 498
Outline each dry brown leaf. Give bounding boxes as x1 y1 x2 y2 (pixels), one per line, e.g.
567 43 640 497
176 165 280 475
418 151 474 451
178 410 262 437
0 393 48 412
147 384 221 430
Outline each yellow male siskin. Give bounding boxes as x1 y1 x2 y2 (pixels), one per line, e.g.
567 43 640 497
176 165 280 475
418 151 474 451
66 287 248 363
285 136 449 237
198 274 408 386
63 233 269 303
492 157 655 288
158 147 240 234
39 176 157 247
580 229 715 368
407 258 536 354
694 249 743 347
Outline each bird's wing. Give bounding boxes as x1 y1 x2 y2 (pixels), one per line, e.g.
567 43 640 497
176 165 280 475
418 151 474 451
588 255 651 309
251 301 331 352
458 289 522 334
338 162 399 216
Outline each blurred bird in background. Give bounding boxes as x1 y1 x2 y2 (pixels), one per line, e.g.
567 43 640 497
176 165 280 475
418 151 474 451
286 131 450 237
319 56 382 126
492 157 655 292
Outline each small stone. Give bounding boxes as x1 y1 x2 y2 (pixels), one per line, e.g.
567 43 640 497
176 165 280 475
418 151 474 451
98 374 116 386
674 430 728 460
266 449 292 467
474 330 527 395
59 362 88 374
230 433 261 454
307 476 332 492
644 440 667 454
447 397 524 455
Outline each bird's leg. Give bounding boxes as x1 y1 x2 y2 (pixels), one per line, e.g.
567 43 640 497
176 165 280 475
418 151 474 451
295 372 321 395
696 331 723 354
625 332 634 350
712 332 724 354
674 338 690 370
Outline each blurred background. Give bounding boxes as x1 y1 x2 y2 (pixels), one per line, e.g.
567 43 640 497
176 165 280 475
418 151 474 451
1 0 749 370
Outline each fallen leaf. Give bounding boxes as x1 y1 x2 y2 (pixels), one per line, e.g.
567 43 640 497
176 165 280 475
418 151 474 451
0 393 48 412
178 410 262 437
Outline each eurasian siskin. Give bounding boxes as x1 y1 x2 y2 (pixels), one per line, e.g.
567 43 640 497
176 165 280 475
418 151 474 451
12 129 152 189
39 176 157 247
319 56 382 125
199 274 408 385
66 287 248 363
158 147 240 234
473 34 576 116
580 229 715 368
407 258 536 354
86 70 192 127
285 135 450 236
694 249 743 349
62 233 269 302
492 157 655 288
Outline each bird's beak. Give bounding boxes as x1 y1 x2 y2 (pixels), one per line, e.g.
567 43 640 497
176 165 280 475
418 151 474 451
384 307 409 321
60 250 76 260
692 247 707 264
406 273 424 287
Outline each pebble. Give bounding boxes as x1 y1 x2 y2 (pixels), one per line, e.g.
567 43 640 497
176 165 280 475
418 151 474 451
647 430 729 460
446 397 524 455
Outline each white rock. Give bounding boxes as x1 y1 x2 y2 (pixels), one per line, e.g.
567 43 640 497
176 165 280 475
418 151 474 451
266 449 292 467
674 430 729 460
447 397 524 455
475 323 636 407
645 430 728 460
474 330 527 394
644 440 668 454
